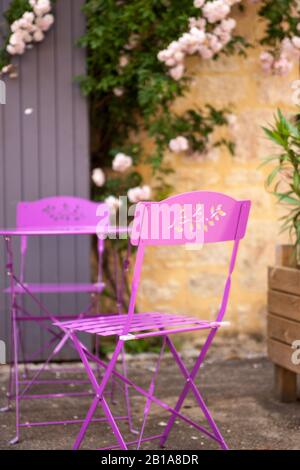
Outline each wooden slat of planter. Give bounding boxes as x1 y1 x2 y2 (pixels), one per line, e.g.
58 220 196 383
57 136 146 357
274 364 298 402
268 313 300 344
275 245 297 268
268 290 300 322
268 266 300 295
268 338 300 374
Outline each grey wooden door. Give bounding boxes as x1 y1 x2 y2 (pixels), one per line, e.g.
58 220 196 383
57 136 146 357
0 0 90 361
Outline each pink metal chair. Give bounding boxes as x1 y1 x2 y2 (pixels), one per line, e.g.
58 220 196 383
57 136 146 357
55 191 251 450
2 196 127 442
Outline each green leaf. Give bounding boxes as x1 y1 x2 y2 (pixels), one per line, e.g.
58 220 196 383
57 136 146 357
266 166 280 186
276 193 300 205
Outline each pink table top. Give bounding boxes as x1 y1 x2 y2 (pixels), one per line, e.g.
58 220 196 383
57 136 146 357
0 226 129 236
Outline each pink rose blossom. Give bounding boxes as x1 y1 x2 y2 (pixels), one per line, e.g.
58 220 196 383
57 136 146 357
92 168 106 187
281 38 298 59
119 55 129 68
11 21 20 33
7 0 54 60
23 12 35 23
18 18 29 28
128 185 151 203
8 32 26 54
208 34 223 53
169 64 185 80
226 0 241 4
194 0 205 7
292 36 300 50
36 14 54 32
173 51 185 62
33 29 45 42
113 87 124 97
105 196 123 213
6 44 17 55
9 33 23 46
220 18 236 32
261 37 300 75
190 27 206 43
169 136 189 153
226 113 238 132
203 1 230 24
1 64 13 74
260 51 273 63
112 153 133 172
15 42 26 54
22 31 33 43
198 45 214 59
273 56 293 75
217 31 231 45
157 50 168 62
165 57 177 67
33 0 51 16
260 51 274 71
157 1 238 76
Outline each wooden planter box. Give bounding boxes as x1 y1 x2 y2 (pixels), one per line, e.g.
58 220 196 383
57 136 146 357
268 245 300 402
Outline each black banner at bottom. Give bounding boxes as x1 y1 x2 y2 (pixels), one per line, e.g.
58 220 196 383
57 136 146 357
0 449 299 466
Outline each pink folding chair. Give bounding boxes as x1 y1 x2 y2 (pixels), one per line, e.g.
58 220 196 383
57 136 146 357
2 196 134 442
55 191 251 450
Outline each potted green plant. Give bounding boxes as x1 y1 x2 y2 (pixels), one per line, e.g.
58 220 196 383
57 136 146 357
263 110 300 402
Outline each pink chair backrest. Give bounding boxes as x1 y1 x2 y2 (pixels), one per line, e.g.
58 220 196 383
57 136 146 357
17 196 109 229
131 191 251 246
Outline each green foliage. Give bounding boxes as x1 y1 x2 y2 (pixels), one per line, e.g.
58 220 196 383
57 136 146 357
98 336 162 357
80 0 242 200
262 110 300 258
147 105 235 170
258 0 299 49
4 0 32 23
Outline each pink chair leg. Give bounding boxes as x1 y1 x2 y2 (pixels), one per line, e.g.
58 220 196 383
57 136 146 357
160 333 228 450
10 306 20 445
71 333 127 450
136 337 166 449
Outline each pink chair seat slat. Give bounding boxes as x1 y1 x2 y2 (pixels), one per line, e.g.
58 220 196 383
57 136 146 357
55 313 223 337
4 282 105 295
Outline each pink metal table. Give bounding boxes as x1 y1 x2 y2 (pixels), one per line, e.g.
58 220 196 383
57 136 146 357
0 224 131 444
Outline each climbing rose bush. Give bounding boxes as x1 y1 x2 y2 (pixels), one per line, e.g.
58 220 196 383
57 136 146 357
157 0 240 80
2 0 300 205
258 0 300 75
80 0 246 209
0 0 55 77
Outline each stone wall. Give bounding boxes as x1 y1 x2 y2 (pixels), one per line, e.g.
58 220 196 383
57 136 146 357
137 4 298 341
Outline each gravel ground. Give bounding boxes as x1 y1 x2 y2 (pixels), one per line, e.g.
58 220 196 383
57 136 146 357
0 338 299 450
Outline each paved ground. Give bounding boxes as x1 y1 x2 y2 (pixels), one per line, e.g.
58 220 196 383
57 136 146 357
0 338 299 450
